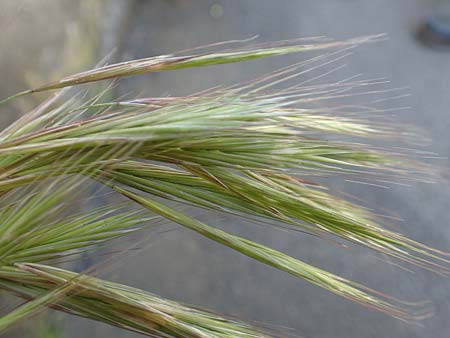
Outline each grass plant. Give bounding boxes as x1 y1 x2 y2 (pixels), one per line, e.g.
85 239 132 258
0 35 445 337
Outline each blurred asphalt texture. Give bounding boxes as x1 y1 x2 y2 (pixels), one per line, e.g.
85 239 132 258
3 1 450 337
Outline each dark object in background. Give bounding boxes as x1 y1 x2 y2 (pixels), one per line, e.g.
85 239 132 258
416 14 450 48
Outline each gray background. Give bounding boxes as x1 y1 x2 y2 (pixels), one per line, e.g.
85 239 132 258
2 1 450 337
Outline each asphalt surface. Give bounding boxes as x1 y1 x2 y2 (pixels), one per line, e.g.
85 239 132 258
4 1 450 337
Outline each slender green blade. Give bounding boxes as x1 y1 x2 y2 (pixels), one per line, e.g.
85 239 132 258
114 186 415 320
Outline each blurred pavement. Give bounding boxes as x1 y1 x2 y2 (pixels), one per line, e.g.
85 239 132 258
3 1 450 338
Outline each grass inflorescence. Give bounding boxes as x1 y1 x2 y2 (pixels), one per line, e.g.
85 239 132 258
0 36 445 337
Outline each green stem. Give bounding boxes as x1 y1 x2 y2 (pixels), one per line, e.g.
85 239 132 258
0 90 33 105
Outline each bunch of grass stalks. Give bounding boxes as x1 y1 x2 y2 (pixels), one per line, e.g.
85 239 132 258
0 35 446 337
